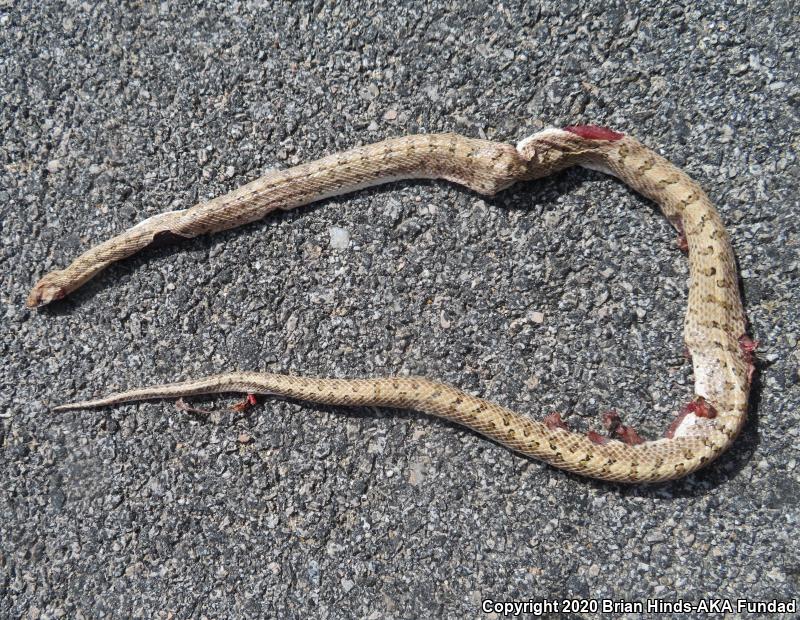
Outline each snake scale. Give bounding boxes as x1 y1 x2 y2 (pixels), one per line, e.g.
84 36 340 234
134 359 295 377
29 125 754 483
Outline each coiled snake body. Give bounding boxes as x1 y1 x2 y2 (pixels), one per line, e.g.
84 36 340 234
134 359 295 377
30 126 754 483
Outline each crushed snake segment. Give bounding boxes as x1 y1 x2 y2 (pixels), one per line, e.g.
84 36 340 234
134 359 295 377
36 126 753 483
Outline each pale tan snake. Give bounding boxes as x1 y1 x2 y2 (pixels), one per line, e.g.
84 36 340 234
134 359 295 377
29 126 755 482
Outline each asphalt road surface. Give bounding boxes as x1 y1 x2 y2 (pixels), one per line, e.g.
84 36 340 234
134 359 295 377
1 1 798 618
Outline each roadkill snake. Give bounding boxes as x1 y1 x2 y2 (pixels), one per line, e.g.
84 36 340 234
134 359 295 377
29 125 755 483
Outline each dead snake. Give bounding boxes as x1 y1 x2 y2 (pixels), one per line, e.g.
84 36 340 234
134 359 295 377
29 125 755 482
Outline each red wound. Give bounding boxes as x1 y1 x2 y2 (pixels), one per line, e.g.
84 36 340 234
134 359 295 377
616 425 645 446
681 397 717 419
677 231 689 253
665 410 690 439
601 411 644 445
739 335 758 357
563 125 625 141
544 412 570 431
738 335 758 384
232 393 258 412
587 430 609 445
601 411 621 430
665 397 716 438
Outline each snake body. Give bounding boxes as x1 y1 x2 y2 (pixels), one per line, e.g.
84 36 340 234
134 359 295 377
32 126 753 482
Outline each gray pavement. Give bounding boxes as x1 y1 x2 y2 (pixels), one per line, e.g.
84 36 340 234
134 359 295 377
1 1 798 618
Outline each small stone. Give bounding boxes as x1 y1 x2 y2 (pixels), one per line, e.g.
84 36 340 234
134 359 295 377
303 243 322 261
408 460 426 485
328 227 350 249
383 109 398 121
646 531 666 544
238 433 252 444
46 159 62 173
531 311 545 324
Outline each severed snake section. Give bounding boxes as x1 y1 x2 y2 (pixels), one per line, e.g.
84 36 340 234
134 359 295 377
31 126 754 483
